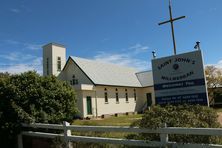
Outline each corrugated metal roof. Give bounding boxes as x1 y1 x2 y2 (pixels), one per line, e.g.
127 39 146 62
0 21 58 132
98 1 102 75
71 56 142 87
136 71 154 87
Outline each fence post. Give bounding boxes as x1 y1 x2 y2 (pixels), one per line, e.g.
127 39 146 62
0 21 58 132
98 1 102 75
160 123 168 147
63 121 73 148
17 133 23 148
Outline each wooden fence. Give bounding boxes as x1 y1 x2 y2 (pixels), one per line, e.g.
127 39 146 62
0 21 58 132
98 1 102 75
18 121 222 148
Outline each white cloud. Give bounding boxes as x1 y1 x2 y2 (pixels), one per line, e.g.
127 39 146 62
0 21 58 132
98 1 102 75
128 43 149 54
31 57 42 73
91 43 151 71
92 52 150 71
4 39 41 50
24 43 41 50
0 52 42 74
9 8 20 13
0 57 42 74
205 60 222 69
4 39 20 45
0 64 37 74
215 60 222 69
0 52 35 61
0 40 42 74
218 60 222 64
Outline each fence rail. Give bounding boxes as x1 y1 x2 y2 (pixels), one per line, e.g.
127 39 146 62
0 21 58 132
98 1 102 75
19 121 222 148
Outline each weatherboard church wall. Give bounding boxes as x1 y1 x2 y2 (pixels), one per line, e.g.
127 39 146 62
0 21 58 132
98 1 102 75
60 58 154 117
95 86 137 116
60 60 155 117
43 43 155 118
59 59 94 117
59 59 93 86
141 87 155 107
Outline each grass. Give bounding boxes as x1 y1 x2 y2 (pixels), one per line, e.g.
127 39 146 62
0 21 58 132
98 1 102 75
214 108 222 113
72 114 142 126
71 114 142 139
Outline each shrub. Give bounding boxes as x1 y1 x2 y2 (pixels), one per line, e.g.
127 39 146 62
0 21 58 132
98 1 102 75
129 104 222 144
0 71 78 147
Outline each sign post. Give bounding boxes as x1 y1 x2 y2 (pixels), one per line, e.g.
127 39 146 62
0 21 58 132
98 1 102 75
152 50 209 106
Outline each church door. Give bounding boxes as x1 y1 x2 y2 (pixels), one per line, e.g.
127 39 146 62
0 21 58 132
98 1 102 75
86 96 92 115
146 93 152 107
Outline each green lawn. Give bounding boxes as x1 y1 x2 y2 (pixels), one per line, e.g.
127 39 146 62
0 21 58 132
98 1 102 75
71 114 142 139
72 114 142 126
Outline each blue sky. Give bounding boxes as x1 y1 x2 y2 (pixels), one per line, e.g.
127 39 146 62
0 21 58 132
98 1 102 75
0 0 222 74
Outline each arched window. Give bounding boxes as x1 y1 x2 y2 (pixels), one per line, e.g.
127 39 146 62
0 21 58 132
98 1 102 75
115 88 119 103
125 89 128 102
104 88 108 103
57 57 61 71
70 75 78 85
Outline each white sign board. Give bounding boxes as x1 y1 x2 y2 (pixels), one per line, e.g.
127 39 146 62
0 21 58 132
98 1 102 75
152 50 209 106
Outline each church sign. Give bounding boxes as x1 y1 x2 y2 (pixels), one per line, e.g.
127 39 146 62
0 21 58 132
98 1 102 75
152 50 209 106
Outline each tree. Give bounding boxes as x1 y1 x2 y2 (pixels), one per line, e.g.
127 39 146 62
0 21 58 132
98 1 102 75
0 71 78 147
205 66 222 105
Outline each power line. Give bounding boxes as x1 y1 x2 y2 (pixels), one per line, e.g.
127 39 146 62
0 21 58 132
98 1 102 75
0 64 41 66
0 64 61 66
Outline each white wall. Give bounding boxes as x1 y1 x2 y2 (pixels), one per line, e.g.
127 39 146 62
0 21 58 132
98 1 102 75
59 58 94 118
95 86 138 116
43 46 52 76
43 43 66 76
82 90 96 117
94 86 155 117
60 59 93 86
75 90 83 117
58 57 155 118
136 87 155 112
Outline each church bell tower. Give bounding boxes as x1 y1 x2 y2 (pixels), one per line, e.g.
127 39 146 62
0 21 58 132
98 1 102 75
42 43 66 76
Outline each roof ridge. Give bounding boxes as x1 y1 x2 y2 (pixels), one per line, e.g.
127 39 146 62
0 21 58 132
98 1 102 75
135 70 152 74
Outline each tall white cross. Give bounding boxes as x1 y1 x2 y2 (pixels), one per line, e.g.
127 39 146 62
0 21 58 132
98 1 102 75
158 0 185 55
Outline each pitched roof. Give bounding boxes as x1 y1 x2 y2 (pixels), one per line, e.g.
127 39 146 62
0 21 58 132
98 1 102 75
70 56 143 87
136 71 154 87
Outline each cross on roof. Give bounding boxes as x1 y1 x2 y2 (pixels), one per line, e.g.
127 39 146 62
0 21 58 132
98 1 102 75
158 0 185 55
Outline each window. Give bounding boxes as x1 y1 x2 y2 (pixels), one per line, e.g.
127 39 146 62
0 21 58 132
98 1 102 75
115 88 119 103
104 88 108 103
134 89 137 102
116 93 119 103
72 75 75 85
57 57 61 71
71 75 78 85
125 89 128 102
46 58 49 75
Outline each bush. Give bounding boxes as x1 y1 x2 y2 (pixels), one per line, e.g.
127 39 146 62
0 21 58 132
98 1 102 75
129 104 222 144
0 71 78 147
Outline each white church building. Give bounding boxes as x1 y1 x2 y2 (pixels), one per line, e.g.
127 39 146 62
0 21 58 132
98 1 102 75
43 43 155 118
